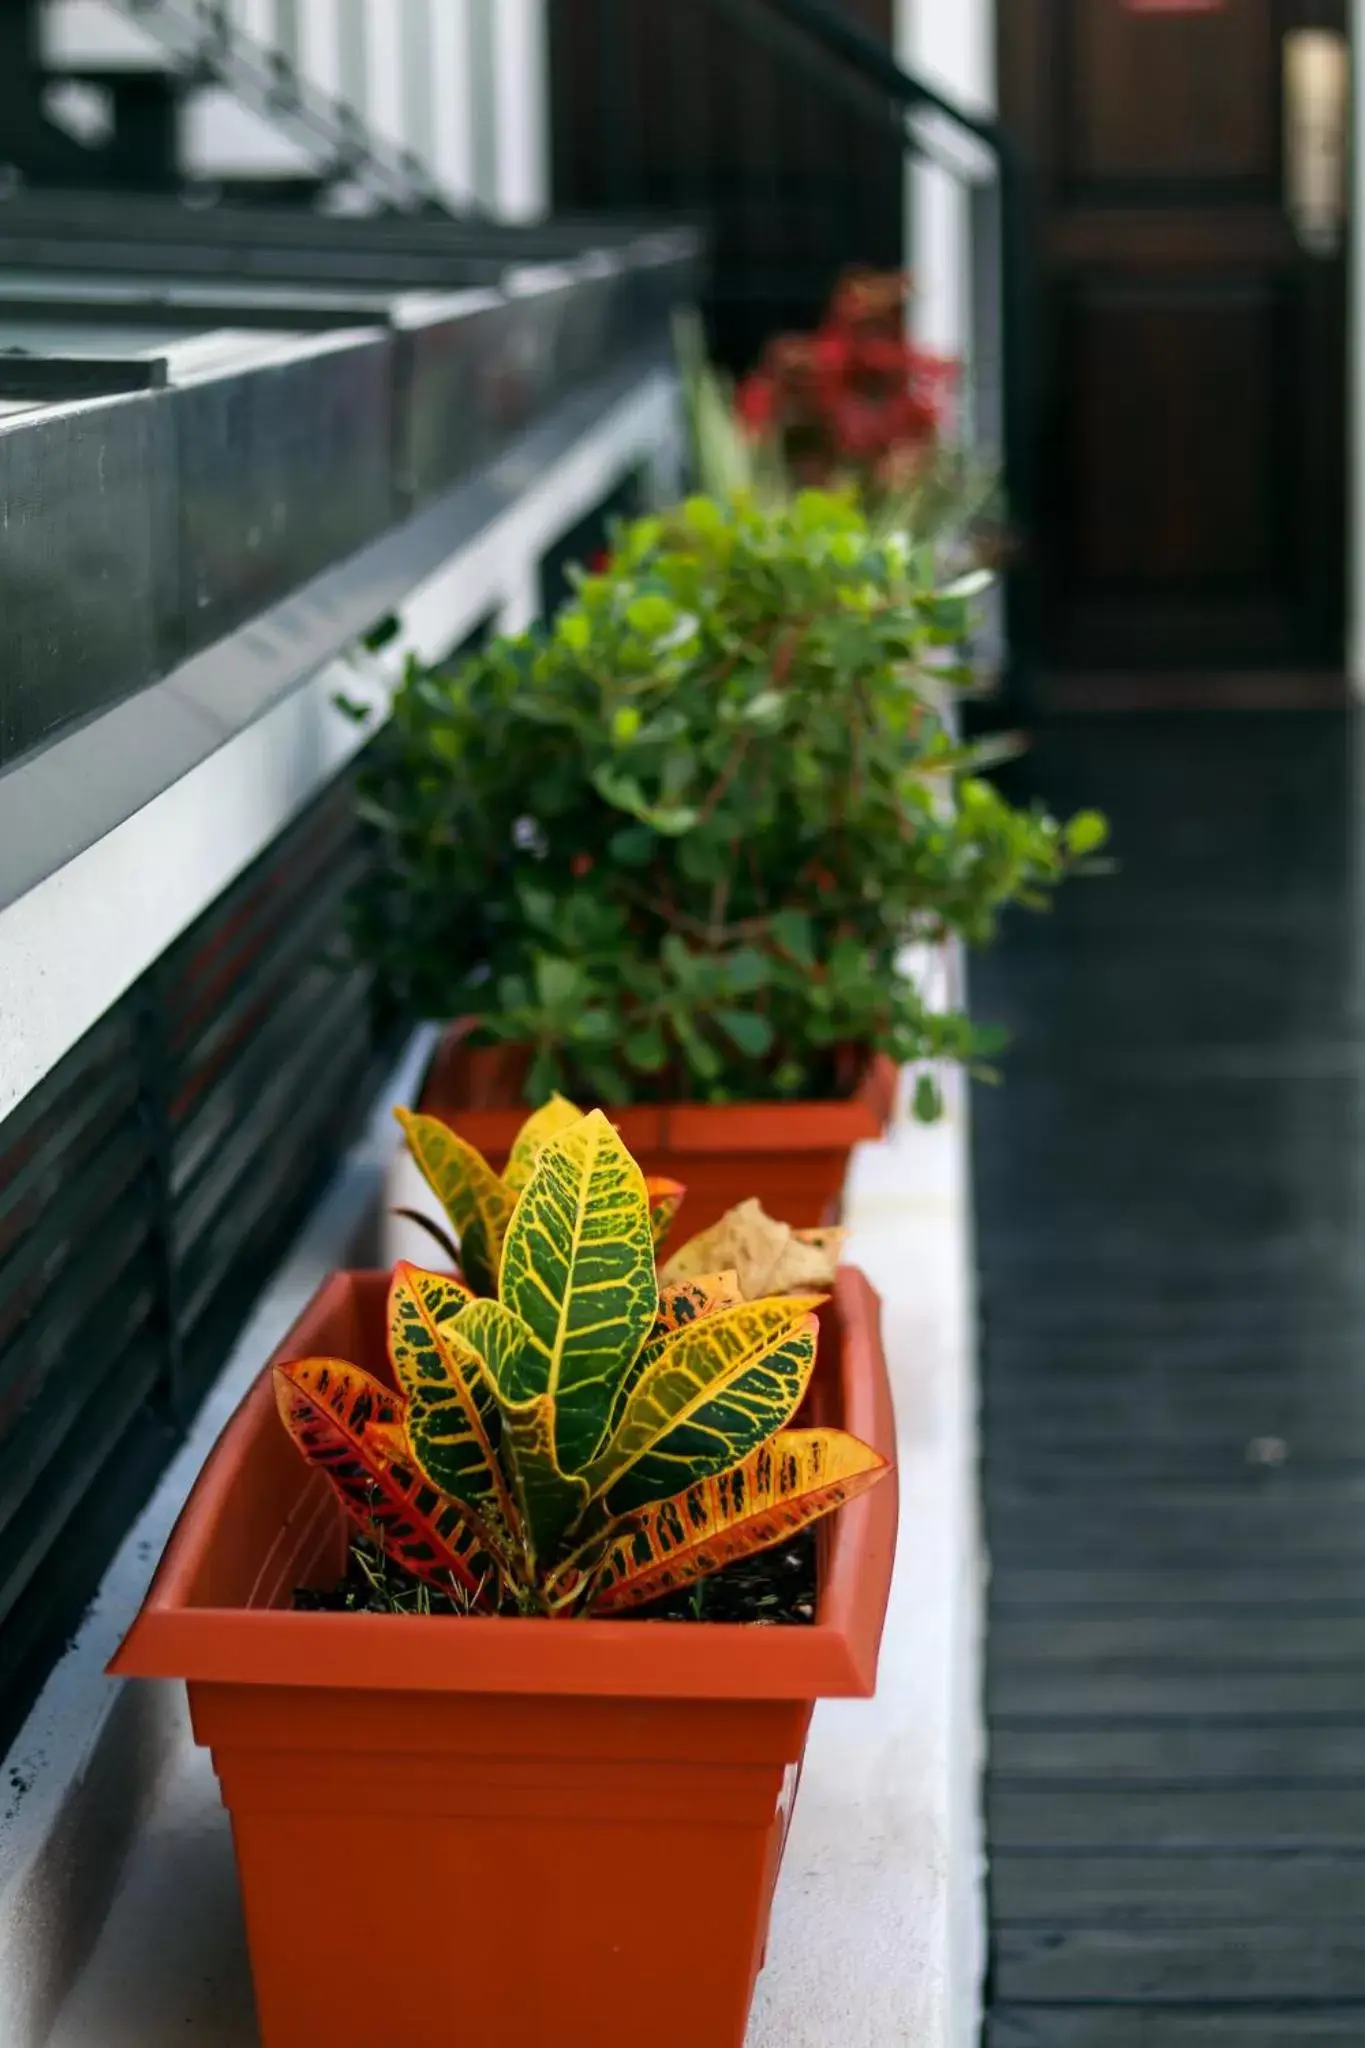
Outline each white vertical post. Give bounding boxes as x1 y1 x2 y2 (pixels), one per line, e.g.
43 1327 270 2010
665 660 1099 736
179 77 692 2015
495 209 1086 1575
499 562 543 636
297 0 343 99
491 0 549 220
361 0 403 147
429 0 477 203
398 0 437 172
897 0 997 357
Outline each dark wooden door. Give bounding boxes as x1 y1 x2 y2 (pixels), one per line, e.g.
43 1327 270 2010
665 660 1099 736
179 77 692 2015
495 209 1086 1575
1001 0 1348 677
548 0 902 371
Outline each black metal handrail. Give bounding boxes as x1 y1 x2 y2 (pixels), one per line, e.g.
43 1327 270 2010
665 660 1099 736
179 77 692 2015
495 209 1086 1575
714 0 1035 691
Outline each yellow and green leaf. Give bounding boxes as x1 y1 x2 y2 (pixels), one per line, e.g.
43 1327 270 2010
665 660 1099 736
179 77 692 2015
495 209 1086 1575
504 1093 583 1193
273 1356 496 1600
387 1264 518 1543
604 1268 745 1442
497 1108 658 1474
645 1175 687 1251
394 1108 513 1295
453 1297 590 1565
583 1296 823 1513
585 1427 889 1615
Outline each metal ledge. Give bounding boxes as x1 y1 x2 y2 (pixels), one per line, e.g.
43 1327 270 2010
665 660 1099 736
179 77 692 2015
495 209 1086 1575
0 352 681 1125
0 344 672 920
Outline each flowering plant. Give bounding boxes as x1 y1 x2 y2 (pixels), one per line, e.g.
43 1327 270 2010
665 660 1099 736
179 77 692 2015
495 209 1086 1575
735 270 957 495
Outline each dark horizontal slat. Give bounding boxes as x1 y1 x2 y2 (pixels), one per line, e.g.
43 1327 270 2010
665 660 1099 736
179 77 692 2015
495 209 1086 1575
988 1786 1365 1853
0 1224 158 1449
176 1041 377 1403
0 1399 177 1759
981 1328 1365 1371
985 1493 1365 1565
994 1924 1365 2005
989 1609 1365 1668
0 1054 141 1252
0 1329 164 1633
175 1016 374 1339
163 786 357 1042
989 1666 1365 1722
991 1565 1365 1609
170 950 366 1213
0 1264 160 1551
0 731 390 1739
988 2011 1365 2047
990 1723 1365 1785
0 1124 155 1356
992 1852 1365 1924
172 972 372 1279
990 1609 1365 1668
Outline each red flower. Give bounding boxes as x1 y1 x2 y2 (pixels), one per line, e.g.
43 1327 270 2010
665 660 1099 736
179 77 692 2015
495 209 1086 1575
736 371 778 436
829 393 898 462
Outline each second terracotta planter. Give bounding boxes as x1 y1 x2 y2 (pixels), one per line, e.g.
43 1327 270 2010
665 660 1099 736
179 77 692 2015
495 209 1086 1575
419 1025 899 1237
112 1265 897 2048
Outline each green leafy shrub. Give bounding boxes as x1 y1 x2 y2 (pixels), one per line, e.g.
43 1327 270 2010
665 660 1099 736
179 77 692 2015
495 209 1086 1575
349 489 1105 1108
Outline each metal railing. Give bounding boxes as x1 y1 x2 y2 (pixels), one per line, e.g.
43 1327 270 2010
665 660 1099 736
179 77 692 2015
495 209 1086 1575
552 0 1035 693
120 0 455 213
718 0 1033 679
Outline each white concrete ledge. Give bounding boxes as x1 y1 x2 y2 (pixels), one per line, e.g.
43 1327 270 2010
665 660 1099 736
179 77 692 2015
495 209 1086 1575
13 1037 981 2048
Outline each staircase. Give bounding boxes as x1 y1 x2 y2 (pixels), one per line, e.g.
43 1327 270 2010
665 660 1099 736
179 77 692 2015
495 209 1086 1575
10 0 549 217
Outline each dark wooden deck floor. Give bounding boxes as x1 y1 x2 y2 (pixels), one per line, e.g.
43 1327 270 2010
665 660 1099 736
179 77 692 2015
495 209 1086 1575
972 712 1365 2045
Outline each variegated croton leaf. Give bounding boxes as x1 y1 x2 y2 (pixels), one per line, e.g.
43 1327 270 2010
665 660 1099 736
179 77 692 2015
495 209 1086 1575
394 1098 684 1289
579 1429 888 1614
496 1108 659 1474
387 1265 519 1553
282 1111 888 1617
394 1108 513 1295
273 1356 497 1601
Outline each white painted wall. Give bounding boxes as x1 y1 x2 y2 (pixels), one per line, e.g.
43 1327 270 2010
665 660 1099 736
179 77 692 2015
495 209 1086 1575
896 0 997 360
42 0 550 217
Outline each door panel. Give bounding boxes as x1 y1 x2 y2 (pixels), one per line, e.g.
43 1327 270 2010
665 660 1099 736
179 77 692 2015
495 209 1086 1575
1002 0 1347 676
1068 2 1278 186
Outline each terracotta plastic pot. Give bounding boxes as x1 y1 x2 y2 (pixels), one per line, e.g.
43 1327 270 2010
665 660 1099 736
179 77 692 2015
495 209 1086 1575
419 1023 900 1237
112 1266 897 2048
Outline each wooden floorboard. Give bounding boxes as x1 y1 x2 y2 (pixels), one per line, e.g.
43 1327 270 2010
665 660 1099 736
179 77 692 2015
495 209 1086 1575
974 713 1365 2034
987 2008 1365 2046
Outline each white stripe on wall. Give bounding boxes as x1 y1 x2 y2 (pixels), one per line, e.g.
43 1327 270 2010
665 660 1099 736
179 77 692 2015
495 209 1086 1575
297 0 343 101
491 0 549 220
361 0 404 147
428 0 477 203
897 0 997 358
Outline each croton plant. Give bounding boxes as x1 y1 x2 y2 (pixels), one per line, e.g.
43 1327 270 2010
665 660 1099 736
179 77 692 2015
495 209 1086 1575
275 1109 886 1618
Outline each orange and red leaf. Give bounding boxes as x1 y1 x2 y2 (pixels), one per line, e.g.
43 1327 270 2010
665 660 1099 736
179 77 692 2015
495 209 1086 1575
585 1427 888 1615
273 1356 494 1601
645 1176 687 1252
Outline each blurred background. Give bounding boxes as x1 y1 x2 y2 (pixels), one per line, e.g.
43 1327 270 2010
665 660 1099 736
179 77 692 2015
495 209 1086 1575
0 4 1362 2045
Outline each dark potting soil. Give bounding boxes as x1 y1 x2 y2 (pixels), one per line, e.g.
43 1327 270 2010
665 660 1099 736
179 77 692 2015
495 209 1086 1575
293 1529 816 1626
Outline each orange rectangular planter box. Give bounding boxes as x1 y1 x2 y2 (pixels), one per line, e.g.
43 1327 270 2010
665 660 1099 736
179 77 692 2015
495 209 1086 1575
112 1264 898 2048
419 1024 900 1238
